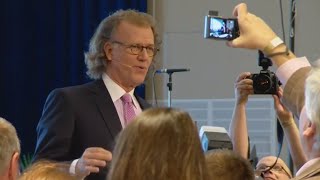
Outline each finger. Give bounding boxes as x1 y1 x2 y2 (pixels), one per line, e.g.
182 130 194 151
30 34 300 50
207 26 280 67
272 95 282 110
86 147 110 154
272 94 279 103
278 86 283 91
87 148 112 157
236 84 253 90
85 148 112 161
238 78 253 85
239 92 252 97
232 3 248 18
235 72 251 82
227 36 245 48
278 87 283 98
83 158 107 168
85 152 112 162
85 166 100 173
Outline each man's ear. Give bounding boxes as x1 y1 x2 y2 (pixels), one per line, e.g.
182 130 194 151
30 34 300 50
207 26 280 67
303 121 316 138
8 152 20 180
104 42 113 62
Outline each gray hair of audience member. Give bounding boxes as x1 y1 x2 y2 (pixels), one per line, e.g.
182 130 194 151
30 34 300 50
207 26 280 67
205 149 255 180
84 9 161 80
107 107 209 180
305 59 320 147
0 117 20 174
19 160 77 180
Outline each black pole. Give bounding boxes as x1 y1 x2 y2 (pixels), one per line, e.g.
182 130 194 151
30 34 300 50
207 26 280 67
289 0 296 52
288 0 296 173
166 73 173 107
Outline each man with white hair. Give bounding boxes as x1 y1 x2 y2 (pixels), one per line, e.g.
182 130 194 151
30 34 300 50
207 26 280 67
294 60 320 179
0 117 20 180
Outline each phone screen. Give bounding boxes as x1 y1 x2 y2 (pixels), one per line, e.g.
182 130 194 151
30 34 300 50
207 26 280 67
204 16 239 40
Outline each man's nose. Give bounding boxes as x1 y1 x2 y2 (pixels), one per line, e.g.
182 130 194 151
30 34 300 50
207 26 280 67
138 48 149 60
262 170 274 178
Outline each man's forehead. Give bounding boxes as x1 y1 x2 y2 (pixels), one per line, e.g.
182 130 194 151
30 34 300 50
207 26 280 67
257 156 286 167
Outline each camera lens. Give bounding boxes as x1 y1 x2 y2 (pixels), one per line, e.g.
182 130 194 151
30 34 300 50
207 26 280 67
253 74 272 93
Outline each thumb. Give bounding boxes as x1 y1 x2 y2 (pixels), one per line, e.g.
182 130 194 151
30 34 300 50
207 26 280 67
226 36 244 48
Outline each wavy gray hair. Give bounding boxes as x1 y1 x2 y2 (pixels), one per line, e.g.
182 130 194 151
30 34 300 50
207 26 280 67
84 9 160 80
305 59 320 146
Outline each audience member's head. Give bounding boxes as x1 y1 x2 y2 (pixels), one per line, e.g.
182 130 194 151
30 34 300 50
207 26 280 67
19 160 77 180
107 107 208 180
304 59 320 158
205 149 254 180
255 156 292 180
0 117 20 180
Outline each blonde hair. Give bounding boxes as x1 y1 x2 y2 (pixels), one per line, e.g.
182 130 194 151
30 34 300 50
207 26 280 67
108 107 208 180
85 9 160 79
305 59 320 147
0 117 20 174
19 160 77 180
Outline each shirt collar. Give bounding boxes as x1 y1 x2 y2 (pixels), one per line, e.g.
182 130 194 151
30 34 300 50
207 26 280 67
102 73 135 103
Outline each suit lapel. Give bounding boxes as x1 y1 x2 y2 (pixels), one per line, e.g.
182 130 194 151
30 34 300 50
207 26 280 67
90 80 122 139
134 91 152 110
88 80 151 139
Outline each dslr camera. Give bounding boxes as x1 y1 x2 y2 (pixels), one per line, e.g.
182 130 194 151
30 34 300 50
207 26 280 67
248 51 281 94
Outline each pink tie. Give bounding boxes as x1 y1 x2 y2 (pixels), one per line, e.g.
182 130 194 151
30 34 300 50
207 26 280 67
121 93 136 125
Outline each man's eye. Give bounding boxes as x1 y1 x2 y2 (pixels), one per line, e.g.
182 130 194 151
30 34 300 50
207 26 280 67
257 166 267 170
273 166 282 170
146 47 155 51
130 45 140 49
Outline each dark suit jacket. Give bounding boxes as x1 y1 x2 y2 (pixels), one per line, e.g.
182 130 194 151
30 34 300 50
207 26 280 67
33 79 151 180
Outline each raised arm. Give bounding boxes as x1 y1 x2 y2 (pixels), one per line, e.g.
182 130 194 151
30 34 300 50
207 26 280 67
229 72 253 159
273 89 307 170
228 3 311 119
227 3 296 66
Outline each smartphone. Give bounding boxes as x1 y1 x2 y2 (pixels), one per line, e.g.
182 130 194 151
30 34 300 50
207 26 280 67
204 15 239 40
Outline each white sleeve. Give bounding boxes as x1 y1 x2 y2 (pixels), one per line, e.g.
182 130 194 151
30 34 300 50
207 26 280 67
69 159 79 174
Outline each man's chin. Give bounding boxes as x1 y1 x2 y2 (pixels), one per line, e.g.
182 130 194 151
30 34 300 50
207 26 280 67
263 177 276 180
133 77 147 86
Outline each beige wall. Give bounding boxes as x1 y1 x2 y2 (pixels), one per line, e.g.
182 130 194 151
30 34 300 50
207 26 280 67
146 0 320 173
146 0 320 102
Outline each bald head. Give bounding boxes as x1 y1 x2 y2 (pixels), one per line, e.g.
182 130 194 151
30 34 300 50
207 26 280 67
256 156 292 179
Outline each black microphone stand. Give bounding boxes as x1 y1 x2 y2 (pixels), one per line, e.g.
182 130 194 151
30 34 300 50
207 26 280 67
287 0 296 173
156 68 190 107
167 72 173 107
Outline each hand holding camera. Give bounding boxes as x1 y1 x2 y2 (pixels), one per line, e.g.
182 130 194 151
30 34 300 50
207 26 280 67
204 11 281 95
247 51 281 95
234 72 254 105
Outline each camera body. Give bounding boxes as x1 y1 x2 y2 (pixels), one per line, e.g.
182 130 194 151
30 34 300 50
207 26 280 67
249 70 280 94
204 15 239 40
248 51 281 95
